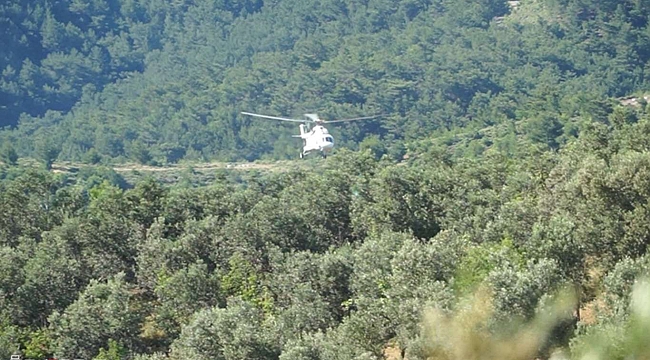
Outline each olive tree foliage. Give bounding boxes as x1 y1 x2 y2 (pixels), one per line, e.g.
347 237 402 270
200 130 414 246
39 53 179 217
340 230 460 356
570 277 650 360
533 131 650 267
350 230 461 301
484 133 650 311
351 153 507 245
603 152 650 258
487 258 564 323
83 181 146 279
583 255 650 326
0 248 26 357
13 227 87 327
134 219 171 292
0 246 25 322
389 231 463 297
149 260 222 344
169 298 279 360
48 273 144 360
0 142 18 165
234 197 319 252
0 322 21 360
351 166 448 239
279 321 398 360
279 329 380 360
271 282 334 346
222 170 356 255
279 333 325 360
161 183 247 238
265 247 354 345
524 215 585 286
136 213 230 294
131 353 168 360
0 170 68 246
279 171 357 247
323 149 382 180
509 155 649 314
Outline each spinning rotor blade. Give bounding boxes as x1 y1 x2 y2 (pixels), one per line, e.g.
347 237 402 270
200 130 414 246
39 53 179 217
323 114 384 123
241 111 309 123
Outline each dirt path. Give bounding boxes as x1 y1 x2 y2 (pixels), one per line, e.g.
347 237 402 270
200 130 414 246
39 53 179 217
111 161 278 172
50 159 311 177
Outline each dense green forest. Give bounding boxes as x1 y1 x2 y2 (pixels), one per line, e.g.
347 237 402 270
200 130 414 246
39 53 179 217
4 109 650 358
3 0 650 162
5 0 650 359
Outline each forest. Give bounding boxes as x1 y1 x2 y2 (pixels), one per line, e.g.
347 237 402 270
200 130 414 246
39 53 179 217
5 114 650 359
4 0 650 359
2 0 650 163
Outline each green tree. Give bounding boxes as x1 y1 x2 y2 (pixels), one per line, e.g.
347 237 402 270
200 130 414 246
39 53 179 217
94 339 126 360
169 298 279 360
13 230 86 326
0 321 21 359
152 261 222 342
128 141 153 165
23 329 53 359
35 141 61 170
359 135 387 160
0 143 18 165
49 273 143 359
82 148 102 164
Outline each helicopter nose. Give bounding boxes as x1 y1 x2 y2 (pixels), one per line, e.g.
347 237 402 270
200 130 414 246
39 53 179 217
321 143 334 152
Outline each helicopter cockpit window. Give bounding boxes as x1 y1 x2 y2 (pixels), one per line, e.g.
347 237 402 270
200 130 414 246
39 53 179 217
325 137 333 143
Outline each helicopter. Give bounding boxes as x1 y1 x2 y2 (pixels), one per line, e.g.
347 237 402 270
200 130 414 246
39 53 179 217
240 111 380 158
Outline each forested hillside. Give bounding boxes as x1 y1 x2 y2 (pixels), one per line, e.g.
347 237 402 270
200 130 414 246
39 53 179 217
2 0 650 162
4 103 650 358
5 0 650 359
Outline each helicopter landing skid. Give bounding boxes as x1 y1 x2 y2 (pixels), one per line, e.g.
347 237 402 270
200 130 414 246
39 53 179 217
299 150 327 159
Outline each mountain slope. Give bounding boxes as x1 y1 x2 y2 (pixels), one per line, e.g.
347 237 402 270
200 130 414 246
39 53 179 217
2 0 650 163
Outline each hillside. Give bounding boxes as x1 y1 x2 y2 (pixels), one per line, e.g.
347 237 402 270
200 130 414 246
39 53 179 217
5 0 650 359
4 105 650 358
3 0 650 163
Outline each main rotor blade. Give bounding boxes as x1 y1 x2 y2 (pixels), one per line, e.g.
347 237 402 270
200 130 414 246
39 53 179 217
241 111 310 123
323 114 384 123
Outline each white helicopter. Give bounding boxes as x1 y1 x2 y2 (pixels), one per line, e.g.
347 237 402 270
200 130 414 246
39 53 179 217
241 111 380 158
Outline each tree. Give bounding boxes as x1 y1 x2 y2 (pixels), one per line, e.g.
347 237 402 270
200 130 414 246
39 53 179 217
169 298 279 360
35 141 61 170
352 166 445 239
94 339 127 360
524 113 564 150
82 148 102 164
49 273 143 359
127 141 153 165
13 229 86 326
23 329 53 359
0 169 63 246
488 259 564 322
152 261 222 343
0 143 18 165
0 321 21 360
359 135 387 160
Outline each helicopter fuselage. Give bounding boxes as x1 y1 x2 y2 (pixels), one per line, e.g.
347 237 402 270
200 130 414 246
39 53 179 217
296 124 334 157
